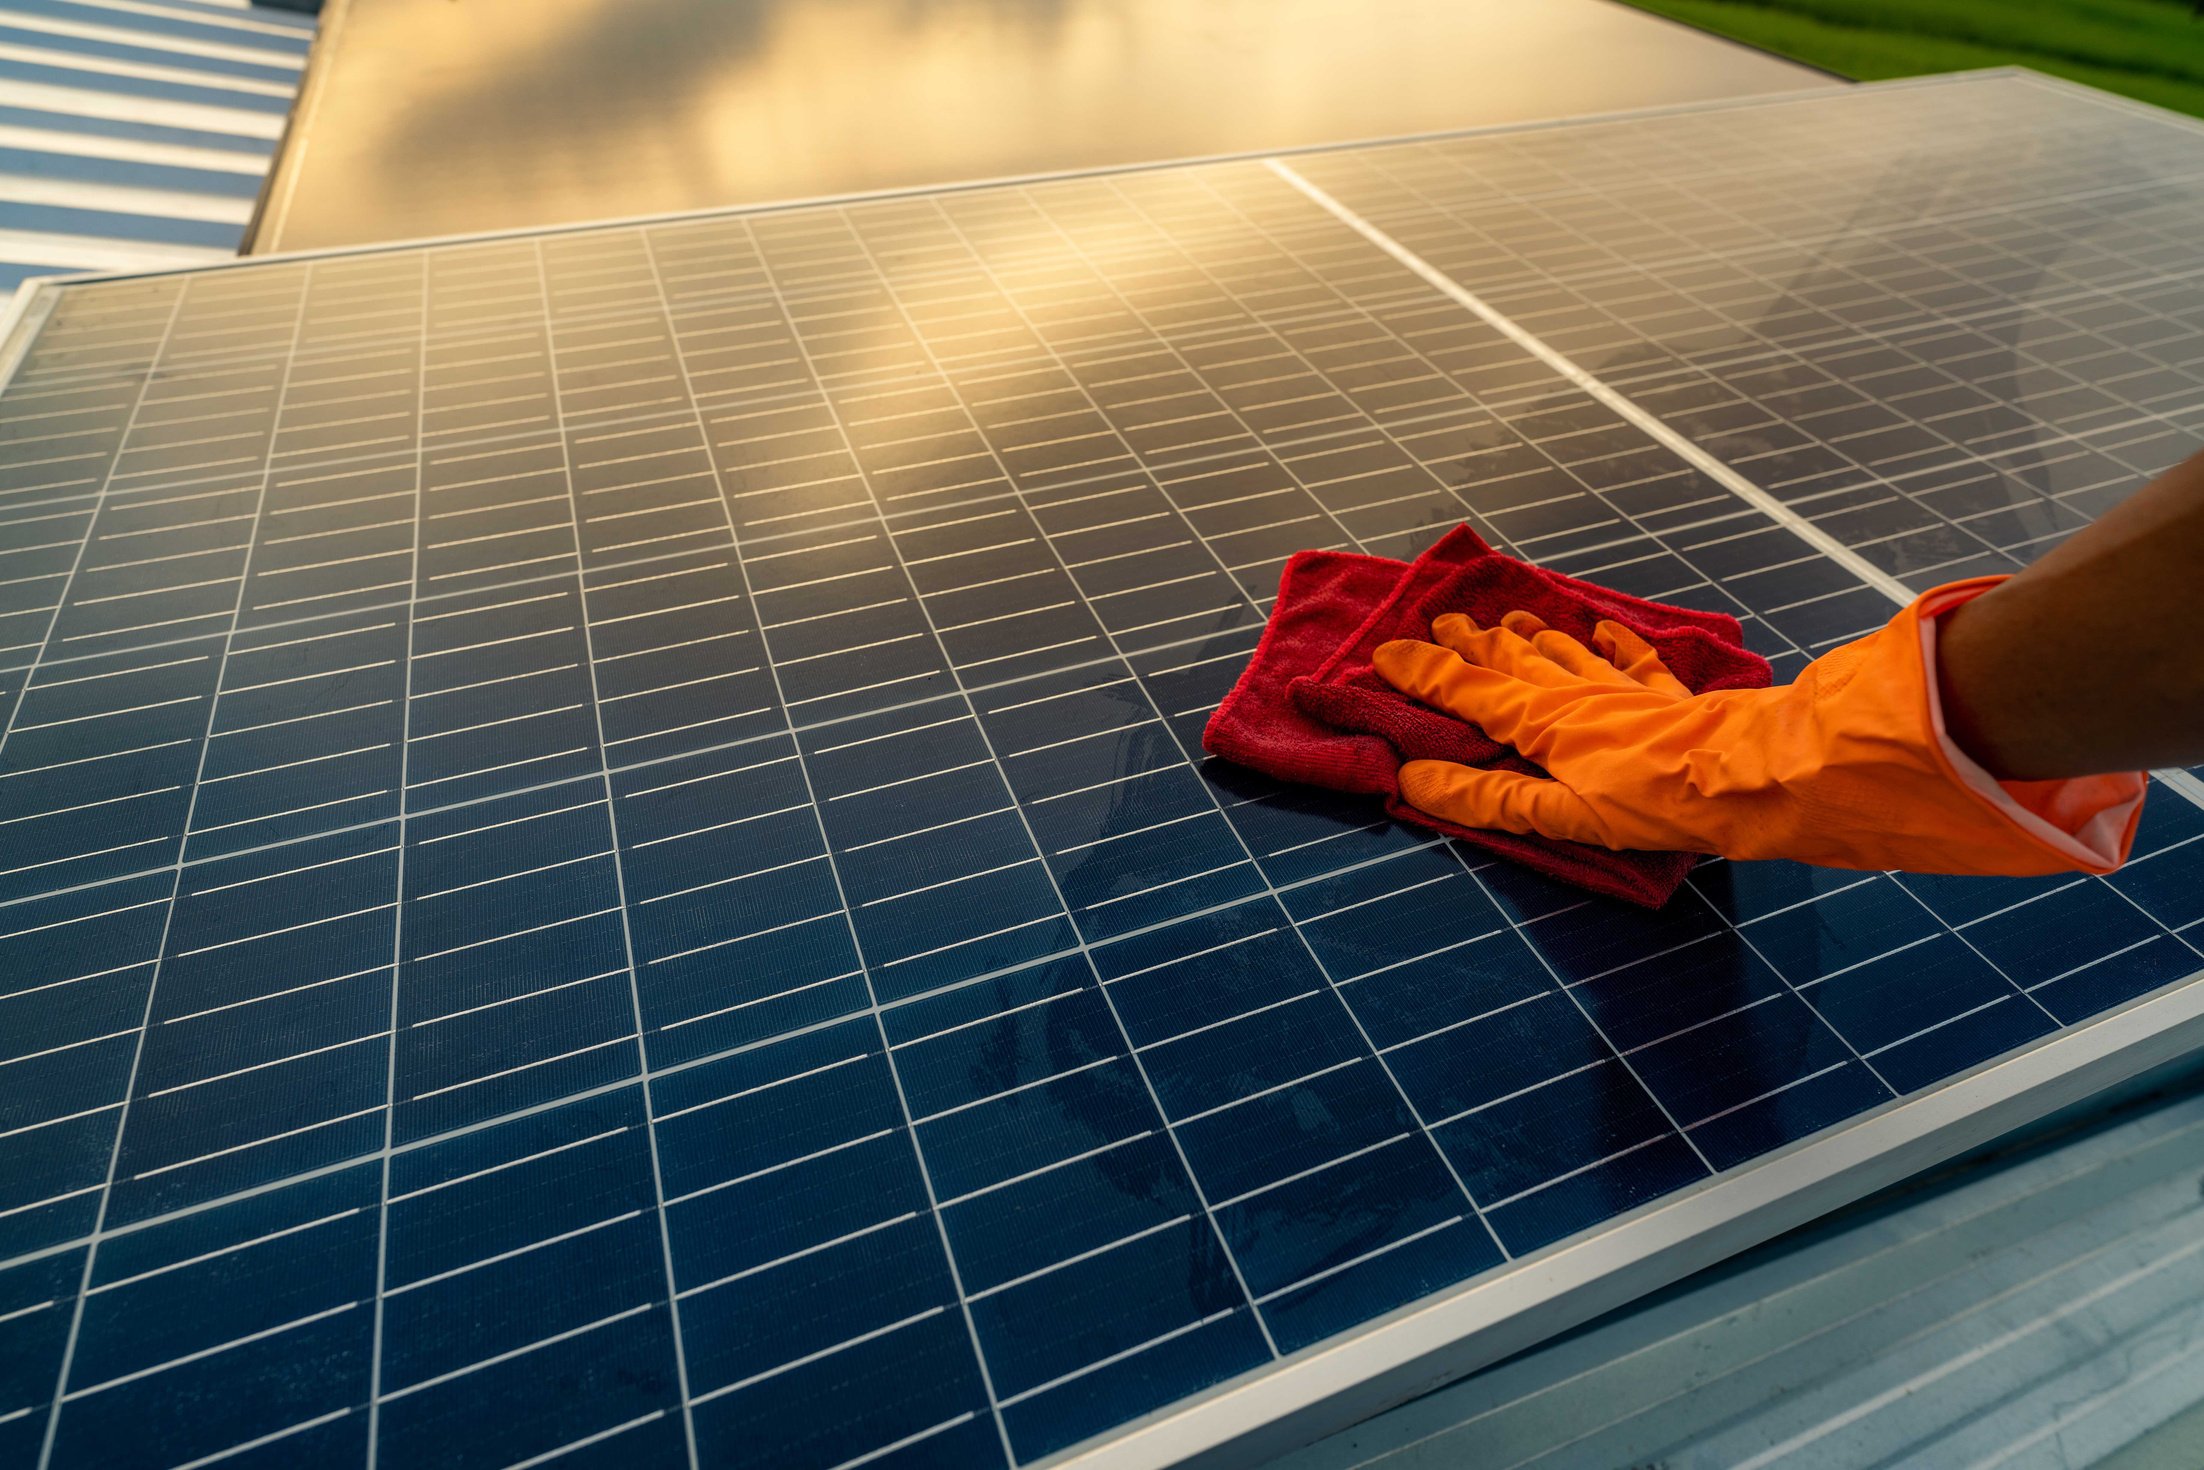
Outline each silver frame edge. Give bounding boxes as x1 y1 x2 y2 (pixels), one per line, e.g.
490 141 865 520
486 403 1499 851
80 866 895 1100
1049 965 2204 1470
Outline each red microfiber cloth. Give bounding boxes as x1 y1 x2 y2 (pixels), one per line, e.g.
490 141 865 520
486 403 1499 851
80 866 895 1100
1203 526 1772 908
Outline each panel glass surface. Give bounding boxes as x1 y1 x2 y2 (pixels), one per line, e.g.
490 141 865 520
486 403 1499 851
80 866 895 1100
1 72 2200 1470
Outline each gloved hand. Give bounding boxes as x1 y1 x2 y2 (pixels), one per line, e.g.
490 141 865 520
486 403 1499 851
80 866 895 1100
1373 579 2145 876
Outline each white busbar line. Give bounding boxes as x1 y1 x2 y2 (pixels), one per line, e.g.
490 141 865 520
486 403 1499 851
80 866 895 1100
1265 157 2204 817
1263 158 1910 604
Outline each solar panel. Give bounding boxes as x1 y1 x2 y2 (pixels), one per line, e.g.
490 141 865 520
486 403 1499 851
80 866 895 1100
2 68 2201 1470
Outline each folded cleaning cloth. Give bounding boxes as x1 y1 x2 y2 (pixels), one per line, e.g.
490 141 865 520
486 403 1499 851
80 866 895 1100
1202 526 1773 908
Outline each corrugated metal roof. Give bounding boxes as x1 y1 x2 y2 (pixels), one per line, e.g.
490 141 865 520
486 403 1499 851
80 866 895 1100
0 0 311 290
1271 1068 2204 1469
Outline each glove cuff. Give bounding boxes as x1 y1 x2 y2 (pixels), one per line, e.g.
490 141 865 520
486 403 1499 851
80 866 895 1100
1914 578 2146 874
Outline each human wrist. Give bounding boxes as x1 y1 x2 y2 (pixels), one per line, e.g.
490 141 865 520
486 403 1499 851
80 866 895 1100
1931 580 2046 782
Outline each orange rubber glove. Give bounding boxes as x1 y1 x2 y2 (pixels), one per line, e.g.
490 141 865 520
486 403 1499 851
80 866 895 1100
1373 579 2146 876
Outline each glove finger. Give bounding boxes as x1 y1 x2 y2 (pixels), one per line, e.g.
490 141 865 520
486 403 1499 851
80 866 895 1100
1428 612 1578 688
1527 627 1639 687
1427 611 1493 658
1372 638 1542 745
1397 760 1612 846
1592 619 1691 698
1499 610 1549 638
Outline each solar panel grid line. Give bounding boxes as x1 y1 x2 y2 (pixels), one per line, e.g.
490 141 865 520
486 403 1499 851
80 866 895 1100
0 280 58 395
857 183 1527 1278
360 248 430 1470
1259 157 2202 824
1366 275 2010 573
1153 207 1767 599
0 598 1275 922
643 187 1516 1445
0 284 186 752
1559 235 2204 387
938 169 1868 1207
1380 197 2204 359
1375 142 2018 312
1287 89 2204 586
766 180 1357 1287
1481 286 2168 511
709 239 1243 1470
1746 294 2189 549
1269 176 1992 581
30 192 1965 837
1278 109 2204 921
1623 142 2183 290
1190 149 2204 1115
624 219 1017 1470
1107 268 1831 666
1027 185 1434 525
5 924 974 1242
4 603 1569 925
3 304 162 386
28 259 314 1470
1704 864 2061 1071
0 815 1516 1216
944 173 1769 1191
903 205 1331 616
0 736 2151 1410
1505 203 2200 570
0 77 2195 1470
0 244 2062 687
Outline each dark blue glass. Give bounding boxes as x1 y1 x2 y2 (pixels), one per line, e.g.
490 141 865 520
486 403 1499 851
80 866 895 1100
8 79 2204 1470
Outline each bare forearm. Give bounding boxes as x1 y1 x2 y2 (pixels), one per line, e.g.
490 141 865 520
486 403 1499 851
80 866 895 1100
1937 447 2204 781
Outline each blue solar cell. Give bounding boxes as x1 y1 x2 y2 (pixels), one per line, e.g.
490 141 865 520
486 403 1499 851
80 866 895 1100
0 72 2200 1470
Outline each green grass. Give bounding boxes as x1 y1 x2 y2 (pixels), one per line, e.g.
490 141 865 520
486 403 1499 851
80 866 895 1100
1620 0 2204 119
